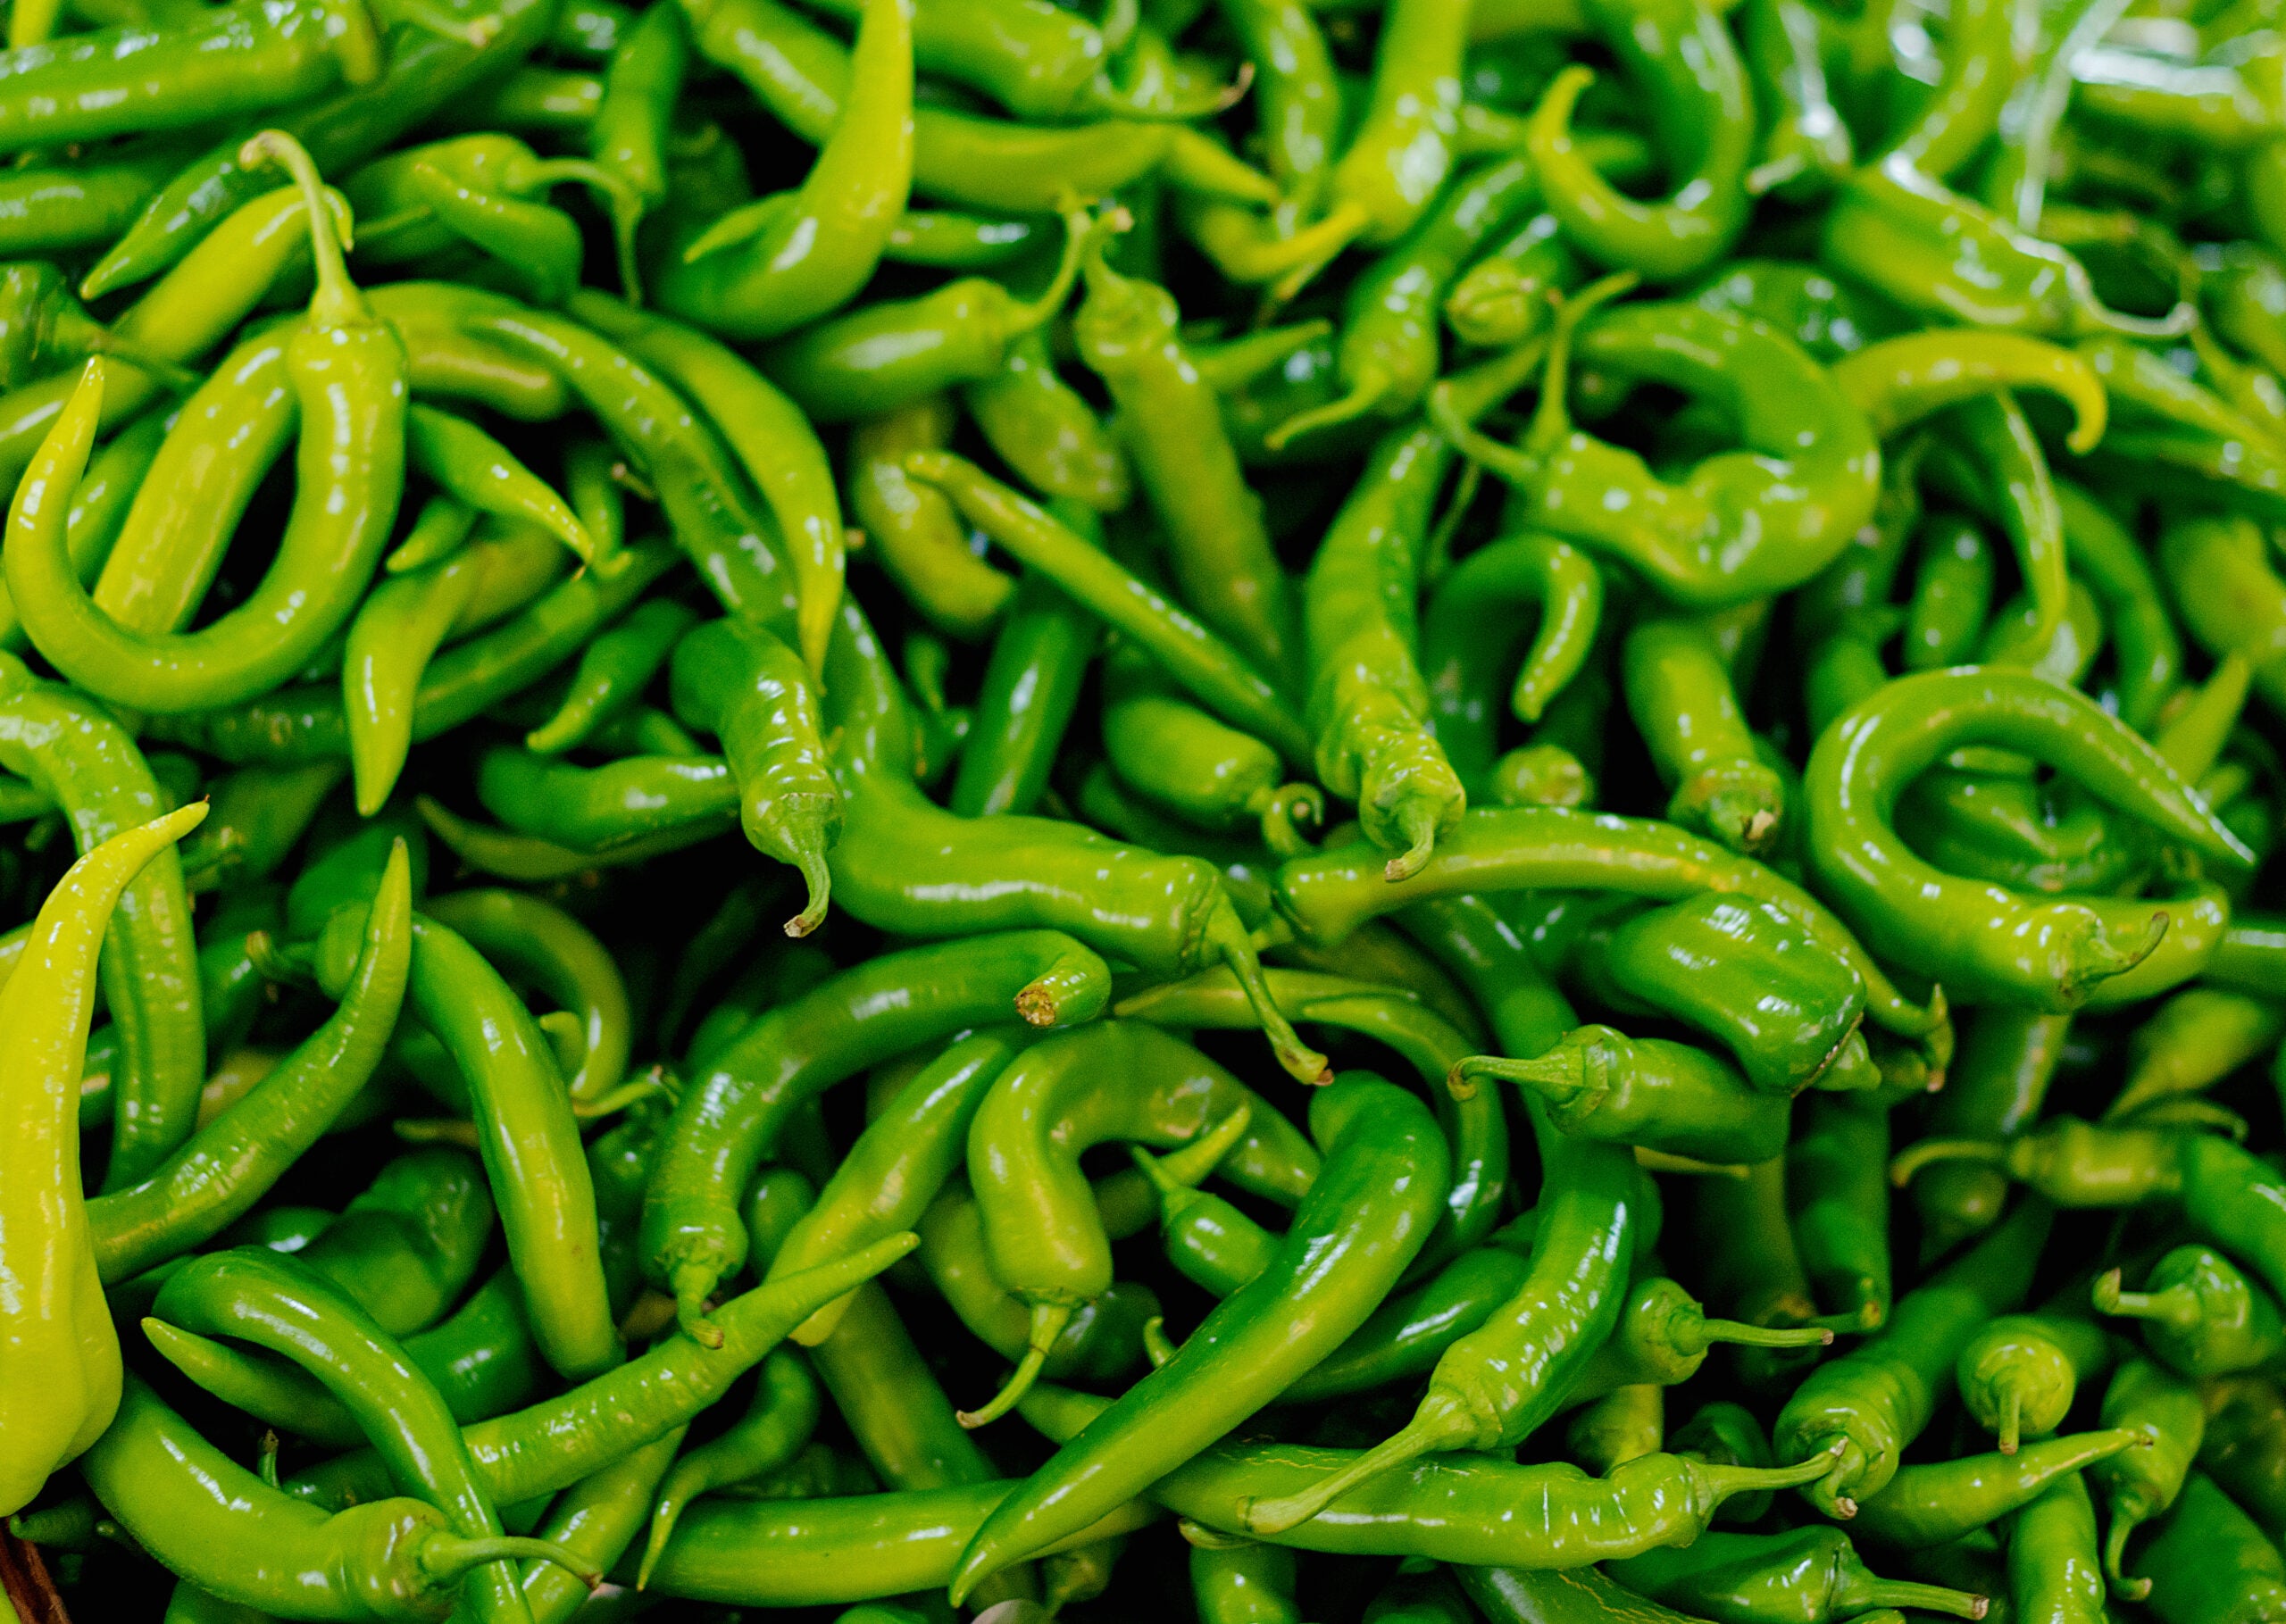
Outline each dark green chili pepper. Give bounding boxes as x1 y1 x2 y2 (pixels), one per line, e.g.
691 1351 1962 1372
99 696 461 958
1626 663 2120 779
1740 0 1852 197
1130 1109 1281 1298
1682 1158 1828 1395
589 0 686 221
1280 1219 1536 1401
1789 1093 1894 1331
949 1073 1450 1597
2133 1472 2286 1624
1013 1378 1841 1563
949 531 1099 816
1774 1197 2053 1517
849 396 1014 641
2197 1375 2286 1550
1608 1526 1989 1621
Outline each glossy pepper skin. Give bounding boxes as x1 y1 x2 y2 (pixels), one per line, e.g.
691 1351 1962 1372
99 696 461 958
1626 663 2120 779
1774 1197 2052 1517
642 931 1112 1345
6 140 407 714
1015 1378 1842 1563
1805 669 2254 1010
949 1073 1450 1599
1606 1525 1988 1622
1433 292 1881 608
0 802 203 1517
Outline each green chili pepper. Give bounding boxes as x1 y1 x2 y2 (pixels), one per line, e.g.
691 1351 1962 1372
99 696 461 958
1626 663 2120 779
951 1073 1448 1595
87 842 410 1282
1281 1220 1537 1400
1014 1377 1843 1563
1956 1309 2118 1454
1101 643 1320 845
2097 1246 2286 1380
84 1374 585 1622
0 801 203 1517
1072 227 1302 693
635 1347 818 1589
1609 1526 1990 1621
2133 1471 2286 1624
525 598 698 755
1774 1196 2053 1517
643 931 1112 1344
669 617 840 935
768 1028 1032 1345
149 1248 572 1624
1805 669 2253 1009
958 1020 1322 1424
1846 1428 2147 1548
1789 1093 1895 1331
655 0 909 340
1453 1025 1790 1163
6 139 406 714
1432 284 1883 608
1523 0 1752 280
961 329 1130 513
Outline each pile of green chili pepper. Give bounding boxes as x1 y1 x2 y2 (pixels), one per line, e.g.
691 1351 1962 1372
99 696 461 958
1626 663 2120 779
1 0 2285 1616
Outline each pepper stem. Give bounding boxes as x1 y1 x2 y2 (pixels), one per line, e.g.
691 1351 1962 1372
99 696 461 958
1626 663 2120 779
421 1533 601 1588
959 1301 1072 1428
1382 795 1442 883
1698 1316 1834 1351
1142 1315 1179 1369
669 1261 725 1349
1262 366 1389 452
1006 206 1102 338
1257 783 1322 857
521 158 649 306
2105 1510 2152 1601
1204 896 1331 1086
1888 1137 2008 1187
1523 266 1636 447
1696 1441 1851 1514
240 131 369 329
1448 1050 1594 1111
1239 1400 1477 1533
2090 1268 2198 1328
1858 1580 1988 1620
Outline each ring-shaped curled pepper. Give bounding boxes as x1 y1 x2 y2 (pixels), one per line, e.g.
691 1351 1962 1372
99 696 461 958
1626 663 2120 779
1804 669 2255 1010
4 137 405 714
1432 286 1881 608
669 617 840 937
641 932 1113 1346
1522 0 1753 282
82 1375 582 1623
0 800 203 1517
958 1020 1323 1427
948 1073 1450 1601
